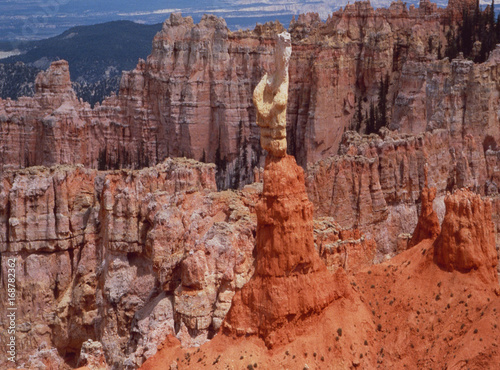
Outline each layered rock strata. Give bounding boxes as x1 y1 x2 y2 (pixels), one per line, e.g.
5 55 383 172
0 158 373 368
139 136 500 370
314 217 377 273
0 2 474 189
0 159 257 368
223 155 348 348
306 128 499 260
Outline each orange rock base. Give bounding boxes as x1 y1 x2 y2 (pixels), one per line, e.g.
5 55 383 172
223 155 348 347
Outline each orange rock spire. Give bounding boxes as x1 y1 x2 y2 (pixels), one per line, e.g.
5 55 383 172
434 189 498 283
223 33 347 348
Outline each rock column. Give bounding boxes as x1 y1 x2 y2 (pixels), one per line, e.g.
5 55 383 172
223 32 347 348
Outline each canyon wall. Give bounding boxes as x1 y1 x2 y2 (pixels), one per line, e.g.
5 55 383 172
306 121 500 260
0 1 457 189
0 160 256 368
305 45 500 260
1 1 500 367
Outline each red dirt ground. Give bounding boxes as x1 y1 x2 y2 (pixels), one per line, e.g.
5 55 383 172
141 239 500 369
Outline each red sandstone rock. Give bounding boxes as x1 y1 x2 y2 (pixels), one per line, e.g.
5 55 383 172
434 189 498 283
140 205 500 370
223 155 348 348
1 3 500 368
306 129 496 260
76 339 109 369
35 60 74 95
0 159 256 368
314 217 377 273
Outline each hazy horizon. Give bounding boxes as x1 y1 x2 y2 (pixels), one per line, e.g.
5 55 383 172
2 0 498 43
0 0 433 42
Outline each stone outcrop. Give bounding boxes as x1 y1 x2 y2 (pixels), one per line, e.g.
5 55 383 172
1 2 500 367
223 155 348 348
306 128 500 260
0 157 377 368
223 36 348 347
35 60 77 109
391 47 500 145
76 339 109 370
434 189 498 283
314 217 376 273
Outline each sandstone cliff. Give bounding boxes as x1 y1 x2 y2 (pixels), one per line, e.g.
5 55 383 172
0 159 257 368
0 1 467 189
0 158 374 368
306 125 500 260
1 4 497 262
1 1 500 368
140 150 500 370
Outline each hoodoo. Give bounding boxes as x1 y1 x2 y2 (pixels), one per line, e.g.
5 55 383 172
434 189 499 283
223 32 348 348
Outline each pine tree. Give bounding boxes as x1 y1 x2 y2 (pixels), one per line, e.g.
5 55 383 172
460 9 474 57
477 0 497 62
366 102 376 135
490 0 498 50
451 0 499 62
376 74 390 133
445 29 458 59
490 0 496 31
354 97 363 132
497 14 500 42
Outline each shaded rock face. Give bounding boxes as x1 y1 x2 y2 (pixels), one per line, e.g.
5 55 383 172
434 189 498 283
408 166 441 248
223 155 349 348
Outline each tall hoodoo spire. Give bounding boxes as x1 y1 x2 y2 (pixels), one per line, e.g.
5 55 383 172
223 32 347 348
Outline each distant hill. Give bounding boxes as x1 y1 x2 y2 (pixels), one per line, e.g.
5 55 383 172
0 21 162 106
0 1 432 42
0 62 40 100
4 21 162 83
